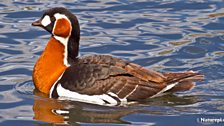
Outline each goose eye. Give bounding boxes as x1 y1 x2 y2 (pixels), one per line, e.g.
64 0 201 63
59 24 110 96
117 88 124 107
50 16 56 23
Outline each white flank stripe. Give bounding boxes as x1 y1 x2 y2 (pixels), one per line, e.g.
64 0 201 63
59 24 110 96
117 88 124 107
108 92 127 102
56 84 118 106
54 109 69 114
98 94 118 104
150 82 178 98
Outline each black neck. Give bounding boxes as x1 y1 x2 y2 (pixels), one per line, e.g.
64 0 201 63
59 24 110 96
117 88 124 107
52 11 80 64
67 20 80 64
67 36 79 63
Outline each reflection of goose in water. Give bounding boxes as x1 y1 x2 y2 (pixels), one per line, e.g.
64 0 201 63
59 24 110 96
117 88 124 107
33 90 201 125
33 90 133 125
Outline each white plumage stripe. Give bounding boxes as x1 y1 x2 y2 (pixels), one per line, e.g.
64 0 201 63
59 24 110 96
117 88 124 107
124 85 139 98
49 71 65 98
52 13 72 67
150 82 178 98
56 84 125 106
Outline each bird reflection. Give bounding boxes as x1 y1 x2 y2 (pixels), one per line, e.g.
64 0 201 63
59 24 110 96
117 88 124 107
33 89 66 124
33 89 201 125
33 89 133 125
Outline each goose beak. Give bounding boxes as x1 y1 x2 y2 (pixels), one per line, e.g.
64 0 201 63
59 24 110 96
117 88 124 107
32 19 42 27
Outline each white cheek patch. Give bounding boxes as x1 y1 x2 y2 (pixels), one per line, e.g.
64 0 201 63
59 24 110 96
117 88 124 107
41 15 51 27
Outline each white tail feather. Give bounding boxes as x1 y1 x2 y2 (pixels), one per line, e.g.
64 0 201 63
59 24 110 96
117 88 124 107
150 82 178 98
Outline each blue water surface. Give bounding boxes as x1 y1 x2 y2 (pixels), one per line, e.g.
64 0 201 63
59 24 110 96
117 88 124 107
0 0 224 126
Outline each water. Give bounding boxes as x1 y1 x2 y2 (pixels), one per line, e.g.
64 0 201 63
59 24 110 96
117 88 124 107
0 0 224 126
